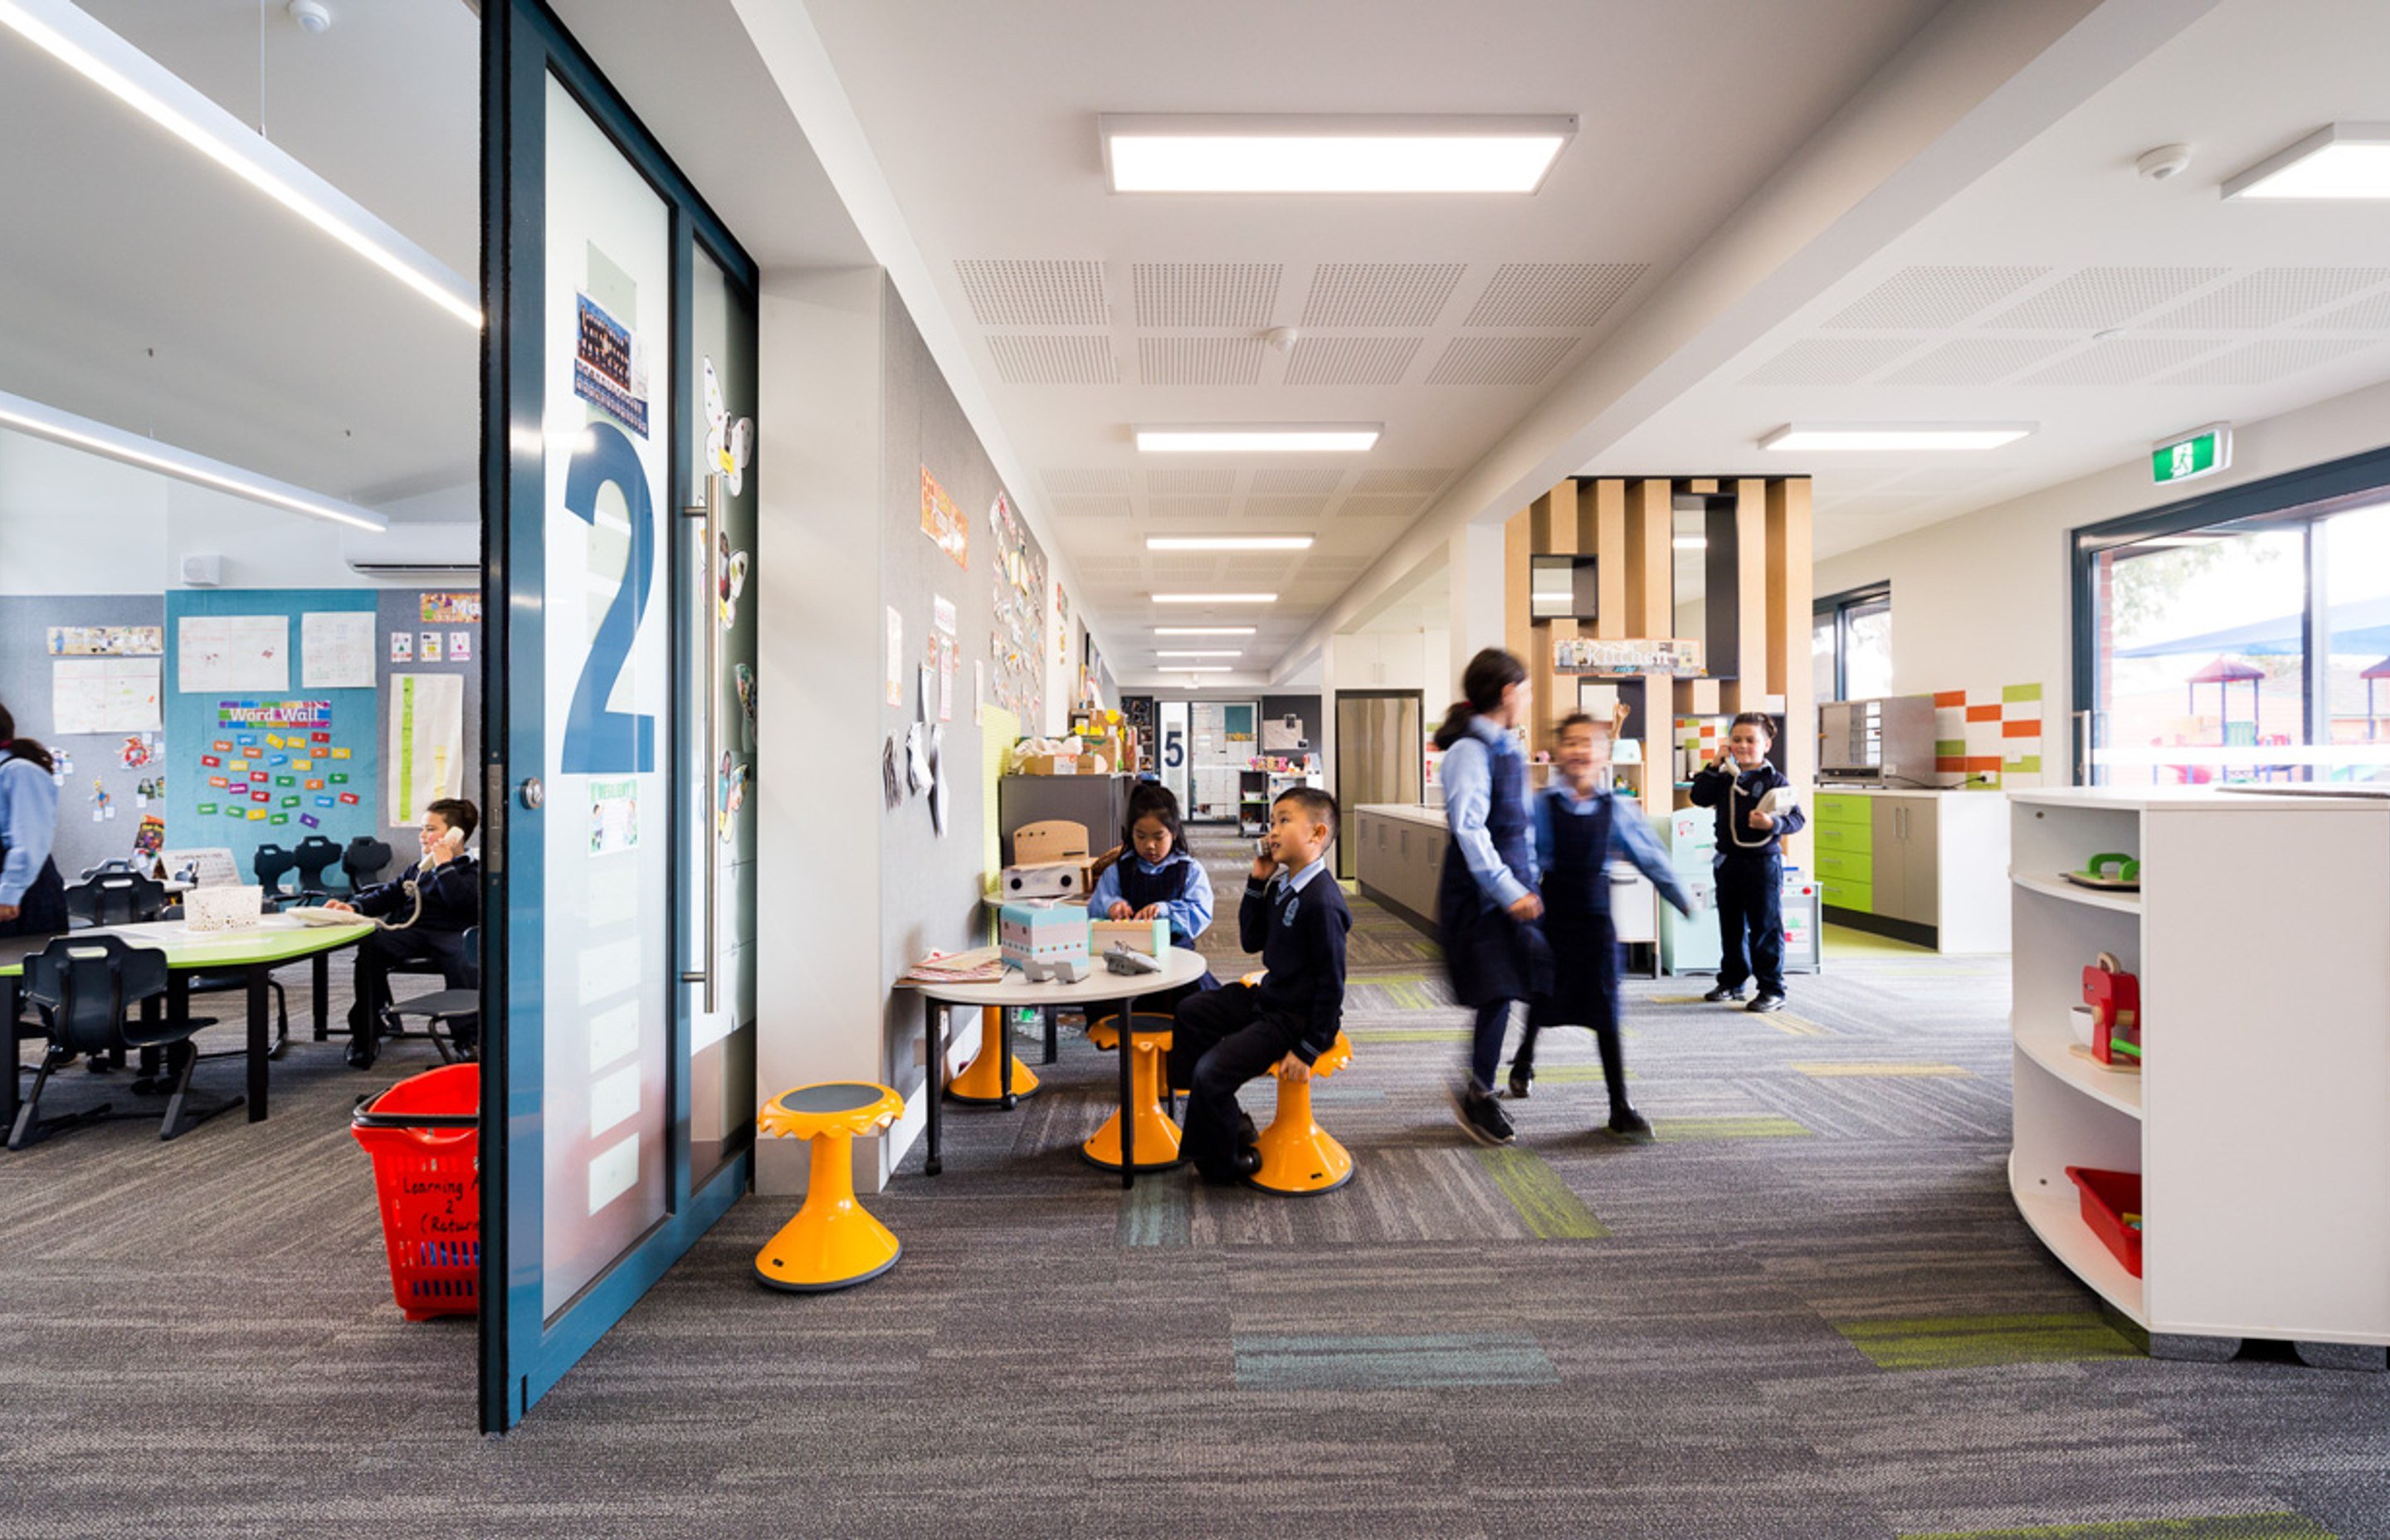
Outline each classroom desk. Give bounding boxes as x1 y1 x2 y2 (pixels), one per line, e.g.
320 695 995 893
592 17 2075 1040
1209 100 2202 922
2 916 376 1132
899 947 1212 1190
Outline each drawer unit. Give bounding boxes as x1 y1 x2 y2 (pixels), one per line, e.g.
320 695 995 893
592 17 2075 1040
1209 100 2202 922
1814 792 1873 829
1815 819 1873 855
1817 875 1874 914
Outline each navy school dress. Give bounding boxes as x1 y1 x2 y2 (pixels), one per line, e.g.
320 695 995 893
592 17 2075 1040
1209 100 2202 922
1114 855 1217 1013
1524 787 1621 1037
1436 737 1552 1011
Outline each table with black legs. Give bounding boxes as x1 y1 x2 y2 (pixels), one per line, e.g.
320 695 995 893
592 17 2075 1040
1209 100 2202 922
2 916 376 1133
899 948 1213 1189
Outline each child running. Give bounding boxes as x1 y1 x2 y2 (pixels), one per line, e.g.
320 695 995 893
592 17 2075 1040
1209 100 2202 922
1507 710 1695 1138
1688 712 1806 1013
1089 781 1217 1013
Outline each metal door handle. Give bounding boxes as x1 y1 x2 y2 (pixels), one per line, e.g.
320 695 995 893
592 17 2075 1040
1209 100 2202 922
679 474 722 1014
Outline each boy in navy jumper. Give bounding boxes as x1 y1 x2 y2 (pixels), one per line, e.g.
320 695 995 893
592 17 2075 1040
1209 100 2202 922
1687 714 1805 1012
1168 787 1350 1185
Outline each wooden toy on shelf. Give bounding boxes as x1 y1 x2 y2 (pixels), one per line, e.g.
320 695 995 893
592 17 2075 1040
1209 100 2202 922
2081 950 2142 1066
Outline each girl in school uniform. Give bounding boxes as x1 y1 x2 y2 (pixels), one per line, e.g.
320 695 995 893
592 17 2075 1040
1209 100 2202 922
1090 781 1217 1013
1508 710 1695 1138
1688 712 1806 1013
1436 646 1549 1148
0 702 67 943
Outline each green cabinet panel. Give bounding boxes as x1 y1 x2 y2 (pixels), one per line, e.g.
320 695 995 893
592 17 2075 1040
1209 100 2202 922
1816 820 1873 855
1819 877 1875 914
1815 793 1873 829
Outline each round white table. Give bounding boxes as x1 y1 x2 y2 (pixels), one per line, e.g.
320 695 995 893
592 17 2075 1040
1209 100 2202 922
897 947 1212 1188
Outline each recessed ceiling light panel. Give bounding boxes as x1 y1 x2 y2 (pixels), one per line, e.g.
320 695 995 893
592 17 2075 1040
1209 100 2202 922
2225 123 2390 200
1145 535 1314 551
1157 650 1241 658
1155 626 1256 636
1153 592 1275 604
1101 114 1575 194
1760 423 2036 452
1135 424 1381 454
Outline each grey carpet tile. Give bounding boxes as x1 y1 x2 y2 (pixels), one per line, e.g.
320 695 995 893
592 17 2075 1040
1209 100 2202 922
7 826 2388 1538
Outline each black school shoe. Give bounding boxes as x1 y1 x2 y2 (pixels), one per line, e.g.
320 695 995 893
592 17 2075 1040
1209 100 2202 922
1748 994 1785 1014
1452 1087 1516 1147
1506 1067 1533 1099
1196 1148 1262 1186
1606 1106 1654 1140
1701 982 1748 1003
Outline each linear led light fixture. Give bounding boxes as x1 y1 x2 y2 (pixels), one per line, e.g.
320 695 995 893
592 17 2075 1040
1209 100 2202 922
1760 423 2036 452
1155 626 1256 636
1153 592 1275 604
1157 650 1241 658
1145 534 1314 552
1135 424 1380 454
0 386 388 532
1101 114 1576 194
0 0 481 328
1171 666 1235 675
2225 124 2390 200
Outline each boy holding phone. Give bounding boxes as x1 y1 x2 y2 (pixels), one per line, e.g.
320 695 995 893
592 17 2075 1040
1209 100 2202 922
326 797 480 1066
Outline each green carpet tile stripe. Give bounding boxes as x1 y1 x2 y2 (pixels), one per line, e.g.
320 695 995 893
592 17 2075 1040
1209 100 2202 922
1346 1026 1471 1044
1472 1147 1609 1239
1901 1517 2335 1540
1526 1063 1636 1084
1233 1332 1560 1389
1836 1312 2140 1371
1651 1114 1813 1142
1119 1177 1190 1248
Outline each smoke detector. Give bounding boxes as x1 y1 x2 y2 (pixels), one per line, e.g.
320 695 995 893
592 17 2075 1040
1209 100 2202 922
2136 143 2192 182
288 1 332 35
1263 326 1300 355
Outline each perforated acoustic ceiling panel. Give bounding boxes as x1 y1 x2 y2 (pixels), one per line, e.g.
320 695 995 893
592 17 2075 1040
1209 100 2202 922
1051 495 1134 519
1139 336 1266 386
2141 267 2390 331
1354 466 1455 495
1337 495 1427 519
954 259 1110 326
1044 467 1132 497
1821 266 2051 329
1248 466 1347 495
1284 335 1421 386
1148 495 1234 520
1462 263 1646 328
1145 466 1236 496
2300 291 2390 330
2156 338 2374 387
1879 338 2073 386
1426 334 1579 386
1132 263 1282 327
1739 336 1918 387
1244 495 1331 520
2019 338 2226 386
1300 262 1467 328
1982 266 2227 329
986 334 1119 385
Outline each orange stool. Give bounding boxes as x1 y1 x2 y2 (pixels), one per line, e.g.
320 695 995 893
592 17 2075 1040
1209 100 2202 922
948 1006 1040 1106
1081 1012 1183 1172
1248 1031 1355 1196
754 1081 906 1292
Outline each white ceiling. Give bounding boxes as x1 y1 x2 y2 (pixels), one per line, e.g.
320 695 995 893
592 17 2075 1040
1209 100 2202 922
0 0 479 506
1585 0 2390 560
802 0 1951 679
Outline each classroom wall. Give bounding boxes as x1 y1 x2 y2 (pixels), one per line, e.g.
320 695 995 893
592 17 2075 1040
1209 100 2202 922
1813 378 2390 740
0 594 168 882
372 587 484 860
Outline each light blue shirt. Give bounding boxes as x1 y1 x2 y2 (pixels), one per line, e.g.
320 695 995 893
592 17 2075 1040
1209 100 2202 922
1089 850 1215 941
1534 780 1694 917
0 750 61 907
1440 717 1535 909
1284 855 1329 894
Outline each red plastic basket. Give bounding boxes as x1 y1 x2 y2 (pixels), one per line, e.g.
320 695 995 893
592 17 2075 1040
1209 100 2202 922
2065 1165 2144 1279
350 1064 480 1322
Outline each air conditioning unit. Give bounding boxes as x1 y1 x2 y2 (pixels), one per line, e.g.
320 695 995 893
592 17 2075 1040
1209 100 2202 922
344 523 480 579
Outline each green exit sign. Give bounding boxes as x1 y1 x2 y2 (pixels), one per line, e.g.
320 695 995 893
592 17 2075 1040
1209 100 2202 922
2152 422 2231 485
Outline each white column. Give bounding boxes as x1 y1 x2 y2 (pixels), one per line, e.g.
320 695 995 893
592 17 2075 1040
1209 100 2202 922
1449 520 1506 688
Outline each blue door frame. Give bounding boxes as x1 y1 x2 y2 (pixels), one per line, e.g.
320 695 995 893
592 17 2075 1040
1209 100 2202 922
479 0 759 1434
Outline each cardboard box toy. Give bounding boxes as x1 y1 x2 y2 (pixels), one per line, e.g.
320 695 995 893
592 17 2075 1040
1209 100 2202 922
1000 902 1090 972
1017 753 1071 776
1091 916 1171 958
999 863 1085 901
1012 820 1095 890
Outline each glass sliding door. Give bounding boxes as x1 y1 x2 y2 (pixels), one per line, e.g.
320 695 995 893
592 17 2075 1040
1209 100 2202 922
481 0 758 1433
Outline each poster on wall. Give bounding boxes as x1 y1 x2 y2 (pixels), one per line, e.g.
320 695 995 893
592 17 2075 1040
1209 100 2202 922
51 658 161 734
985 490 1044 725
47 625 162 656
572 290 649 437
919 466 968 569
178 616 289 693
420 592 481 625
885 607 904 709
387 673 466 823
300 611 377 689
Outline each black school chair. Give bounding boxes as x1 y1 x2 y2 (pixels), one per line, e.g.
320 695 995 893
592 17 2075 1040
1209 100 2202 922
64 871 168 929
339 837 394 899
290 836 344 898
77 859 136 880
384 927 480 1064
9 934 241 1148
252 844 300 905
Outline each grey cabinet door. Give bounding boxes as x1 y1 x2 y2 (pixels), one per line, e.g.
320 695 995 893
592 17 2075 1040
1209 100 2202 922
1871 798 1910 921
1900 798 1940 925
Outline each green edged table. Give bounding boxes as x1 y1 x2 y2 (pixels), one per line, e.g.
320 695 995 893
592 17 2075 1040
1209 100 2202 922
2 915 378 1131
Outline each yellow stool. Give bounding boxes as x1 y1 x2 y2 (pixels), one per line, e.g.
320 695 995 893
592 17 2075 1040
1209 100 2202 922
1248 1031 1355 1196
754 1081 906 1292
1080 1012 1184 1172
948 1006 1040 1106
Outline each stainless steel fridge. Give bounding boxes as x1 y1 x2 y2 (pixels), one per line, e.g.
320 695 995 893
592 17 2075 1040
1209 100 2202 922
1334 691 1424 879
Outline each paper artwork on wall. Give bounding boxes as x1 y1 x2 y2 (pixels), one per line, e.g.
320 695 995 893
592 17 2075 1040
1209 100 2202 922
390 631 414 664
718 534 749 631
48 625 162 656
715 752 749 844
420 593 481 626
300 611 377 689
701 357 754 499
178 616 288 693
985 491 1045 725
885 607 904 708
388 672 466 823
573 290 649 437
920 466 968 570
448 631 472 664
418 632 442 664
590 779 638 856
51 658 162 734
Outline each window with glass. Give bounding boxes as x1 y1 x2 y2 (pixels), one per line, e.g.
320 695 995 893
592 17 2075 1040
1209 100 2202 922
2076 459 2390 787
1813 582 1892 702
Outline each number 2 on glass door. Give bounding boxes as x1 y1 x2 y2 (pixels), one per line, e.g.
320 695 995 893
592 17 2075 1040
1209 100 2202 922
561 420 657 774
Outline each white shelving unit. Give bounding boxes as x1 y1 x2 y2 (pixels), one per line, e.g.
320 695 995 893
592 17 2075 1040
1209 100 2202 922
2007 787 2390 1358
